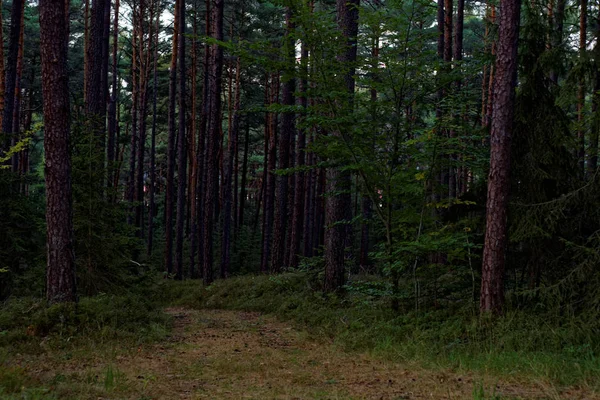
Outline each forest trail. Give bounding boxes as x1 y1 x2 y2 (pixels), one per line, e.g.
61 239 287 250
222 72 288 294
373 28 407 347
74 307 584 400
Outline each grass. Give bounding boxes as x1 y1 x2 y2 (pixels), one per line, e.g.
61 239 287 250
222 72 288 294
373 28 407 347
0 272 598 398
158 273 600 393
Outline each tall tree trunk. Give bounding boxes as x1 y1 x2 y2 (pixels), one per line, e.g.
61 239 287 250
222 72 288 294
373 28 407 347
271 8 295 272
189 2 199 278
480 0 521 314
107 0 120 193
2 0 24 154
289 41 308 269
135 1 151 239
238 119 250 228
577 0 587 176
261 73 279 273
10 5 25 173
165 0 179 275
40 0 76 303
360 37 378 271
175 0 187 280
202 0 224 284
0 0 5 134
148 6 159 256
221 57 241 278
86 0 108 171
323 0 359 292
303 131 315 258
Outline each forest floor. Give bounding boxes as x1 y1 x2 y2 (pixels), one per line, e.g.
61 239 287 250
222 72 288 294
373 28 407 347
7 307 598 399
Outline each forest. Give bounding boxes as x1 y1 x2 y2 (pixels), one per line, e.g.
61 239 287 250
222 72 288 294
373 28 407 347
1 0 600 397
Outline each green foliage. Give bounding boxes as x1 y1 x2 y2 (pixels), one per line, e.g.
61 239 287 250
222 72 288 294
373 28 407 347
0 292 172 350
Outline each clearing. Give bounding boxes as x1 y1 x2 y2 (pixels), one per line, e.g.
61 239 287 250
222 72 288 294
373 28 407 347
7 308 598 399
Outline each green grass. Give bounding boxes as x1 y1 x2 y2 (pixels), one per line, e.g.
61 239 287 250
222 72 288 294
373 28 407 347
158 273 600 391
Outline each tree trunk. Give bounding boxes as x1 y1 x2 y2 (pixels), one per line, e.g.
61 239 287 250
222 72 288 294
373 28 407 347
40 0 77 303
107 0 120 193
175 0 187 280
238 119 250 228
261 74 278 273
86 0 108 168
0 0 5 134
10 5 24 173
202 0 224 285
480 0 521 314
165 0 179 275
221 57 241 278
577 0 587 176
271 8 295 273
148 7 159 257
2 0 24 154
323 0 359 292
289 41 308 269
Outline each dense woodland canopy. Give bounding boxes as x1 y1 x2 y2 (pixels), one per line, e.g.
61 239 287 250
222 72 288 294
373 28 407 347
1 0 600 320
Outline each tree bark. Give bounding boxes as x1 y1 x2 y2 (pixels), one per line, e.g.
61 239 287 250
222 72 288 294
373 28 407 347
2 0 24 154
323 0 359 292
148 7 159 257
40 0 77 303
480 0 521 314
271 8 295 272
221 57 241 278
202 0 224 284
165 0 179 275
175 0 187 280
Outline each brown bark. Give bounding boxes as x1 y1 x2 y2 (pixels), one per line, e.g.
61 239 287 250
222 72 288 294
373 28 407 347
0 0 5 133
271 8 295 272
148 7 159 256
40 0 77 303
480 0 521 314
165 0 179 275
289 41 309 269
2 0 24 153
324 0 359 292
221 57 241 278
107 0 120 193
261 73 278 273
175 0 187 280
202 0 224 284
10 5 24 173
86 0 108 164
577 0 587 176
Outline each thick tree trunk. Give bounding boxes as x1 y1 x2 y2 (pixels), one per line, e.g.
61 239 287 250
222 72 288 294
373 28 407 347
40 0 77 303
261 74 278 273
175 0 187 280
148 8 159 257
289 41 308 269
165 0 179 275
271 8 295 272
323 0 359 292
107 0 119 193
480 0 521 314
202 0 224 285
189 6 199 278
221 58 241 278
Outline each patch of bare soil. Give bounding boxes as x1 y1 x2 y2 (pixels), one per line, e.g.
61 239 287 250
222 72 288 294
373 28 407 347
108 308 595 399
14 308 599 399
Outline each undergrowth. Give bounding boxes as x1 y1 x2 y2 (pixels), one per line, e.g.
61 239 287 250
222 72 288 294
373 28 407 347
159 273 600 391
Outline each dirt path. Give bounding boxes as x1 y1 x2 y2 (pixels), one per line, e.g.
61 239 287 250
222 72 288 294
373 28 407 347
15 308 596 399
100 308 586 399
